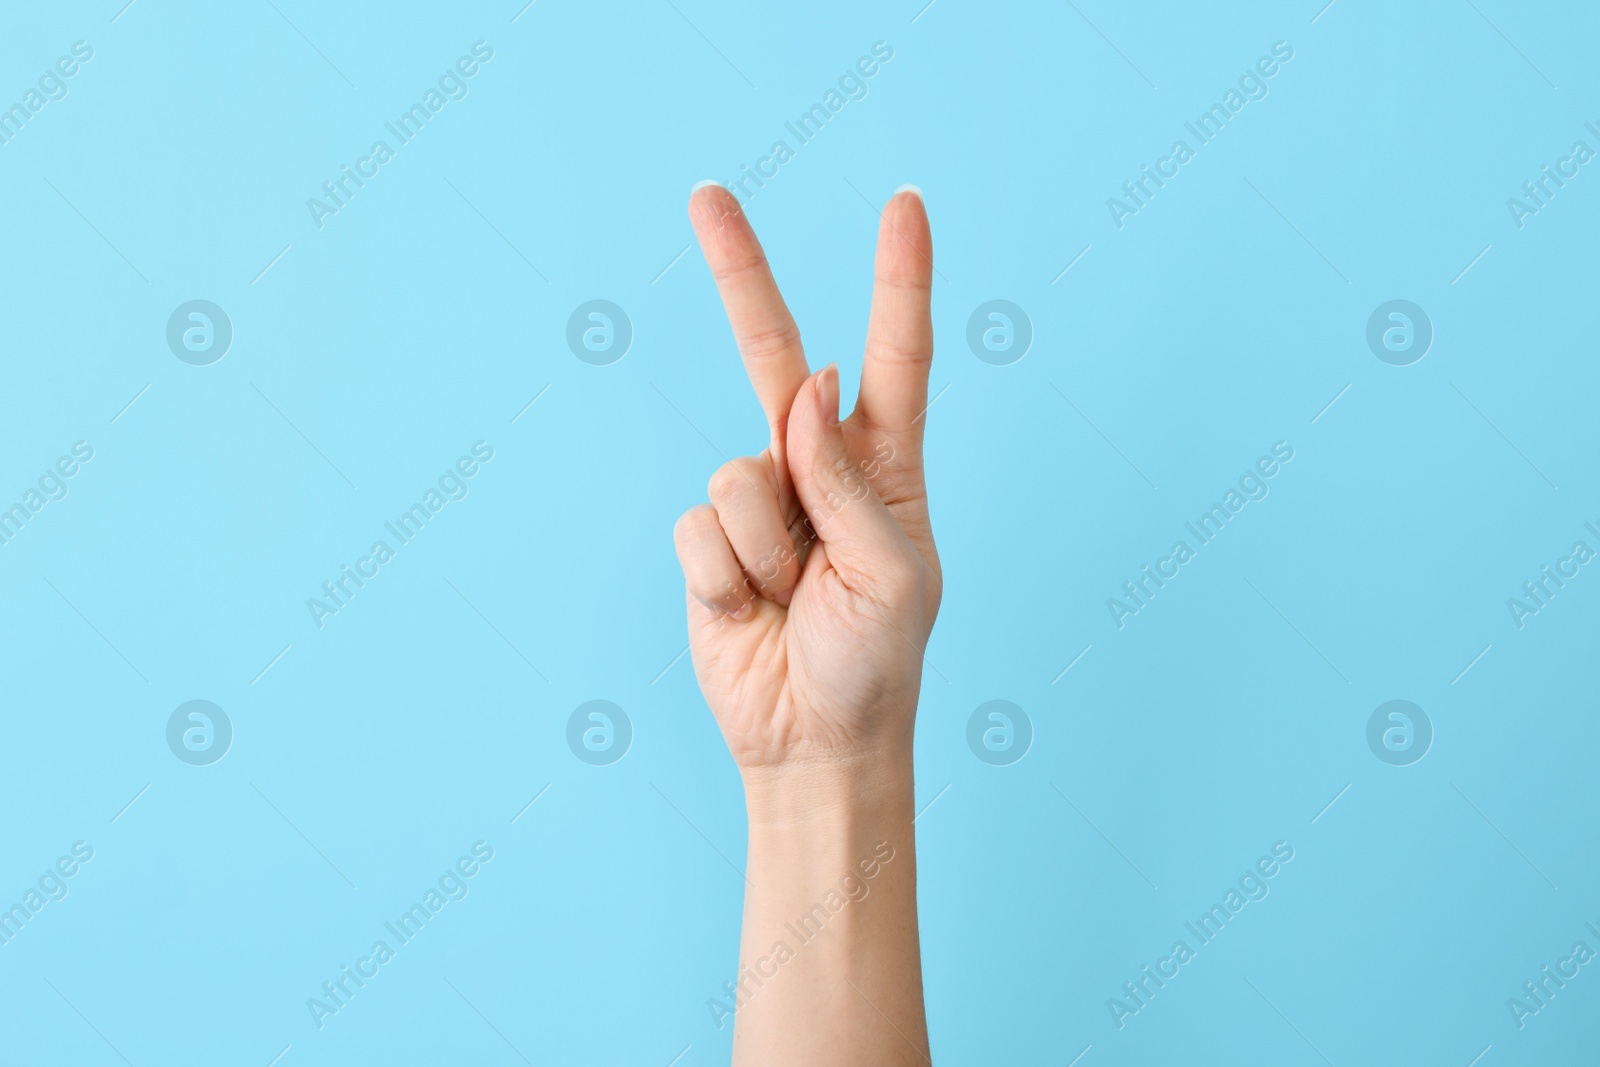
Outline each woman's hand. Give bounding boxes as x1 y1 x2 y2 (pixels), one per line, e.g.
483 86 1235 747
675 183 938 1065
673 183 941 778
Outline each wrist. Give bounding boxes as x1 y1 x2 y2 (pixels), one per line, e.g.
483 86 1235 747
741 747 915 833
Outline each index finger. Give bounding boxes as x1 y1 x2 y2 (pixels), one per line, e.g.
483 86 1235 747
688 183 810 431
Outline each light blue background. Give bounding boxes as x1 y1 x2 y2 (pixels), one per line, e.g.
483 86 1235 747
1 1 1596 1063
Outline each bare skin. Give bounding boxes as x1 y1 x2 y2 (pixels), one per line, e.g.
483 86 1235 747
674 182 939 1066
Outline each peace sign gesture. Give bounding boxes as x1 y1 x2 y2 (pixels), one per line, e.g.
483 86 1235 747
673 184 941 774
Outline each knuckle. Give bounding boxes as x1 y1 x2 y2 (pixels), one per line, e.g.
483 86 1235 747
706 464 739 504
708 248 767 285
864 326 932 367
673 504 720 547
706 464 743 505
738 321 803 362
707 457 764 506
873 264 934 295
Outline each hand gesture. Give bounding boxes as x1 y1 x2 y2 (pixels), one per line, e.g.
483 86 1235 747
673 184 941 775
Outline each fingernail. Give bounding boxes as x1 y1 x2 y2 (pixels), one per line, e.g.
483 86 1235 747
894 183 923 201
817 364 840 426
691 179 724 195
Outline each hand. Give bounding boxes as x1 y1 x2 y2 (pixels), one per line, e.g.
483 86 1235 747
673 184 941 776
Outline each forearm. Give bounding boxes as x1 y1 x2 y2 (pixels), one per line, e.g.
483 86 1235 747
729 750 930 1066
677 182 939 1065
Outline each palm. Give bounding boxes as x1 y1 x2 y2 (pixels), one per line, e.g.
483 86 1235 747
674 186 941 770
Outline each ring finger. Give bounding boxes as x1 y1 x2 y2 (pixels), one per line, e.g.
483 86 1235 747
707 456 802 606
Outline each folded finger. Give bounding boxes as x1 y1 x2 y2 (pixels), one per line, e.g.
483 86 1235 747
707 457 801 606
673 504 755 621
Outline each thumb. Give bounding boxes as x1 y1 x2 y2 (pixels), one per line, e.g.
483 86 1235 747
786 364 917 584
